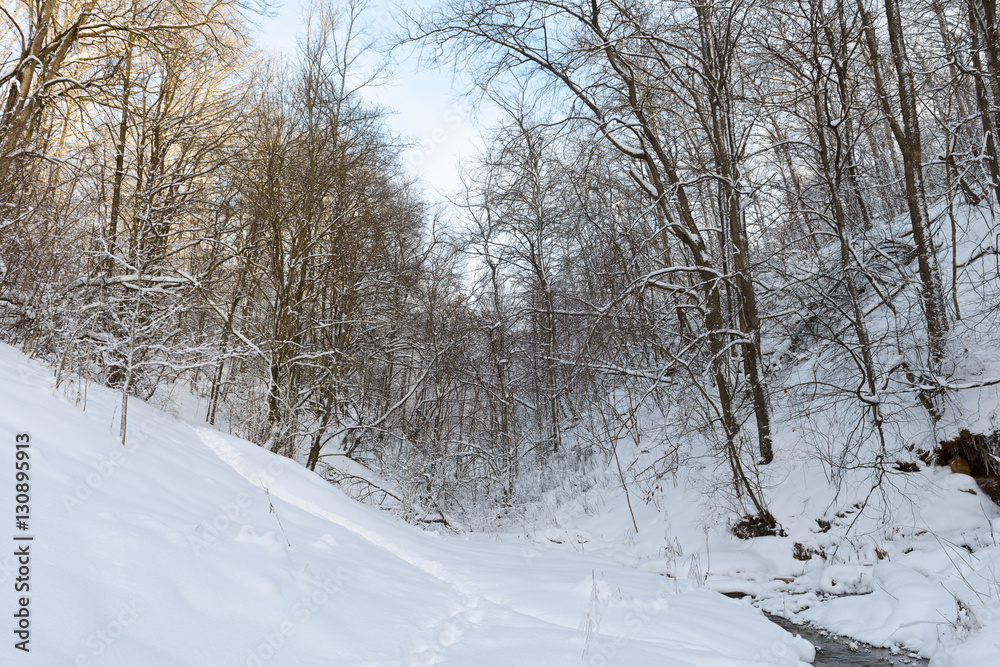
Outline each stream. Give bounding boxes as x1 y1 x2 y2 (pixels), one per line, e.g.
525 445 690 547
764 613 930 666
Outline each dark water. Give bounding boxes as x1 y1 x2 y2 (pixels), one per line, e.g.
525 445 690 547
764 613 930 666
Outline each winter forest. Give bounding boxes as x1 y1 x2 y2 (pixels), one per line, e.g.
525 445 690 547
5 0 1000 664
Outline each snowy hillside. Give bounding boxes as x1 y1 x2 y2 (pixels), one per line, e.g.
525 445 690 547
485 203 1000 666
0 343 814 666
11 0 1000 664
503 443 1000 665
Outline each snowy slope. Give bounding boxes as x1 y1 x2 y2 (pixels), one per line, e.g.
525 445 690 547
0 343 814 666
494 422 1000 664
489 203 1000 664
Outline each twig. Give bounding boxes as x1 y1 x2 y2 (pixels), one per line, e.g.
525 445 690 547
261 481 292 548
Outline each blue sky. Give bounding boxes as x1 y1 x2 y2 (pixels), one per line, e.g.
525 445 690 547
253 0 488 199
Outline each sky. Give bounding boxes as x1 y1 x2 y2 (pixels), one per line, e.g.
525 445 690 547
252 0 489 201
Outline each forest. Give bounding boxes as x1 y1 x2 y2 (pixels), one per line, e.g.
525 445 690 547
4 0 1000 554
10 0 1000 663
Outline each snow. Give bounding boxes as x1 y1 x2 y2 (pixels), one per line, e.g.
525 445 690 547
469 201 1000 664
7 197 1000 666
495 455 1000 663
0 343 814 666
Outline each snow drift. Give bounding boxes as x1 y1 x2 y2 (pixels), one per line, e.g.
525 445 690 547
0 343 813 666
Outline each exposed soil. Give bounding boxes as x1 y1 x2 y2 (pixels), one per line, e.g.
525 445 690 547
932 429 1000 502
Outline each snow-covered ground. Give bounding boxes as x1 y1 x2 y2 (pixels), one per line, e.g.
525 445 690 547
502 457 999 665
487 203 1000 665
0 343 814 666
5 202 1000 666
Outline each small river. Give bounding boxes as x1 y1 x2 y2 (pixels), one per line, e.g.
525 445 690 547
764 613 930 666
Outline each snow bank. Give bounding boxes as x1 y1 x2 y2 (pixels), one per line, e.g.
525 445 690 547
0 343 814 666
